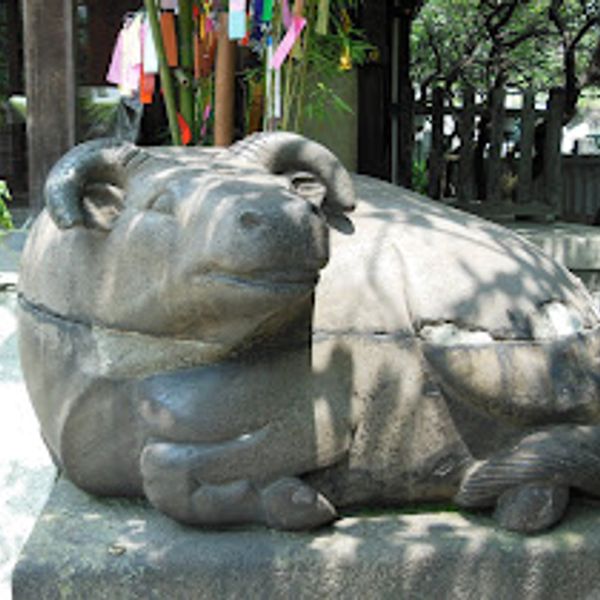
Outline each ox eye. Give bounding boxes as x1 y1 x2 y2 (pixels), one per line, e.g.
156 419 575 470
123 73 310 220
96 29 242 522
148 191 176 214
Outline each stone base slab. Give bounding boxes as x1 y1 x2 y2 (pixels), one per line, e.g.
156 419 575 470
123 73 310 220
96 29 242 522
12 478 600 599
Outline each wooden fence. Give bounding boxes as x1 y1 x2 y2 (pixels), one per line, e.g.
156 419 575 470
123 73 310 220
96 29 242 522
561 156 600 223
423 86 593 222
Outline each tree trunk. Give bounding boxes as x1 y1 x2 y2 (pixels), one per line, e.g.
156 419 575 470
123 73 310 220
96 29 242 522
457 85 476 203
486 86 505 203
427 86 444 199
543 87 564 212
516 88 534 205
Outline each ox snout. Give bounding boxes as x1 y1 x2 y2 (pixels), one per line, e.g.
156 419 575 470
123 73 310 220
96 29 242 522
179 188 330 292
227 196 330 276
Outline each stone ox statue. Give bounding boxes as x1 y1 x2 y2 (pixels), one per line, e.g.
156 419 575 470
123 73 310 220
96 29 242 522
18 133 600 533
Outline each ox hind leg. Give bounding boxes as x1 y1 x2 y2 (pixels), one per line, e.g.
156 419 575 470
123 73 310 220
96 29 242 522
455 425 600 533
140 440 337 530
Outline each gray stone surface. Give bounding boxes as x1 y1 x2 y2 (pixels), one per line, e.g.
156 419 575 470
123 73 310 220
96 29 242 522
508 221 600 271
13 477 600 600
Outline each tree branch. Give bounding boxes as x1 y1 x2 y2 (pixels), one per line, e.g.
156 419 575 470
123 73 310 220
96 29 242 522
570 15 600 50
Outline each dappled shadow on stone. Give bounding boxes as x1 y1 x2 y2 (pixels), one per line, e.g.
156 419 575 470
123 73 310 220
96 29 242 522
14 477 600 600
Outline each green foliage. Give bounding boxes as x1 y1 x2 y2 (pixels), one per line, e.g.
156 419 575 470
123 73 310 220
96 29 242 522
412 0 600 96
0 181 14 231
302 11 373 122
412 159 429 194
279 0 374 131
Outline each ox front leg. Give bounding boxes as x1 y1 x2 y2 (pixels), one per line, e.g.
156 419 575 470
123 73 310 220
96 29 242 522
140 441 337 530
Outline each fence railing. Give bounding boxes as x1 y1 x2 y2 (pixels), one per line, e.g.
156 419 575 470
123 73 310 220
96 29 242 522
422 86 600 223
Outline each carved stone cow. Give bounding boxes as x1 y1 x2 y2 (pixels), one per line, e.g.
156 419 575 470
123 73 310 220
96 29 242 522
18 133 600 533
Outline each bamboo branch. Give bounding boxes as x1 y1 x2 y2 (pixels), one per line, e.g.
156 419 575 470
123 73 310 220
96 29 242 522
144 0 181 144
178 0 195 141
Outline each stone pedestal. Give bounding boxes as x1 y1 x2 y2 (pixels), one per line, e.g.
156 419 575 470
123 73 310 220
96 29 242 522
13 478 600 599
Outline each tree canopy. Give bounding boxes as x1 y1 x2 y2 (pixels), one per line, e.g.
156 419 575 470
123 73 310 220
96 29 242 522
411 0 599 114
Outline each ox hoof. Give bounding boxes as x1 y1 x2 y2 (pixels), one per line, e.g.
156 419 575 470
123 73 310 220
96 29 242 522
260 477 337 531
493 483 570 533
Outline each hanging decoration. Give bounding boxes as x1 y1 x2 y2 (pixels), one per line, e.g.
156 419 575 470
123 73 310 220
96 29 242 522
105 0 371 146
228 0 247 40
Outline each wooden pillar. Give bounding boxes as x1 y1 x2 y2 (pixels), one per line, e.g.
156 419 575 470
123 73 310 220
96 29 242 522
394 6 414 188
427 87 444 200
457 85 476 203
357 1 390 180
214 13 236 147
544 87 565 211
23 0 77 214
486 86 505 203
7 0 23 94
516 88 535 205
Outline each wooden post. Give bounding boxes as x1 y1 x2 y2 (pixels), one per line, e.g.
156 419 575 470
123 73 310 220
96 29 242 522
396 10 414 188
357 1 390 180
214 12 236 147
427 87 444 199
23 0 77 215
7 0 23 93
516 88 535 205
544 87 565 211
486 86 505 203
457 85 476 203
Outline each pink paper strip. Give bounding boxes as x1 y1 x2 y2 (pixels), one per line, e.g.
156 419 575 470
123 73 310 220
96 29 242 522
281 0 292 29
271 16 306 69
106 30 125 84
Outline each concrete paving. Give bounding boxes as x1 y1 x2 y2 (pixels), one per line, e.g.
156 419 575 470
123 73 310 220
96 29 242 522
0 231 56 600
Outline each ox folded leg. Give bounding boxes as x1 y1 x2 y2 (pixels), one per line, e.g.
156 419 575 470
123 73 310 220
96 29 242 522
140 441 337 529
455 425 600 533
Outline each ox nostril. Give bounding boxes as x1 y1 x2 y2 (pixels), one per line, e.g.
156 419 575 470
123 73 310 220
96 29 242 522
309 202 323 216
239 210 264 230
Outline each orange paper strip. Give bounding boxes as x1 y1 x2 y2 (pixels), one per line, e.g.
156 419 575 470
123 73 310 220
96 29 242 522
177 113 192 145
160 12 179 67
140 71 155 104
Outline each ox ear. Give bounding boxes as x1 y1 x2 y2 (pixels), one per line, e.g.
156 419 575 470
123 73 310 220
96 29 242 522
226 132 356 215
289 172 327 209
80 181 125 231
44 138 154 230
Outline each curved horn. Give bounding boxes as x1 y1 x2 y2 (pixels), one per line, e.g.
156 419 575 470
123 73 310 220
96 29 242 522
44 138 153 229
226 132 356 214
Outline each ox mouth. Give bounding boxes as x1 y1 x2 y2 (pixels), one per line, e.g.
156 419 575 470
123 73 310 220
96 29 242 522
192 269 320 292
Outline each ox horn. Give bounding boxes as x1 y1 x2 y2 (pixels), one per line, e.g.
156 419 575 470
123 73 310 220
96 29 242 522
44 138 154 229
225 132 356 214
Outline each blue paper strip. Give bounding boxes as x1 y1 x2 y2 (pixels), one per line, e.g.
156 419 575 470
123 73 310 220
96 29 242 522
229 10 246 39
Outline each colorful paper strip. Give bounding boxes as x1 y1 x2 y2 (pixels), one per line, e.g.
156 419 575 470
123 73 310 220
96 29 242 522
281 0 292 28
262 0 273 21
160 11 179 67
142 19 159 74
228 0 247 41
229 12 246 39
270 15 306 69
